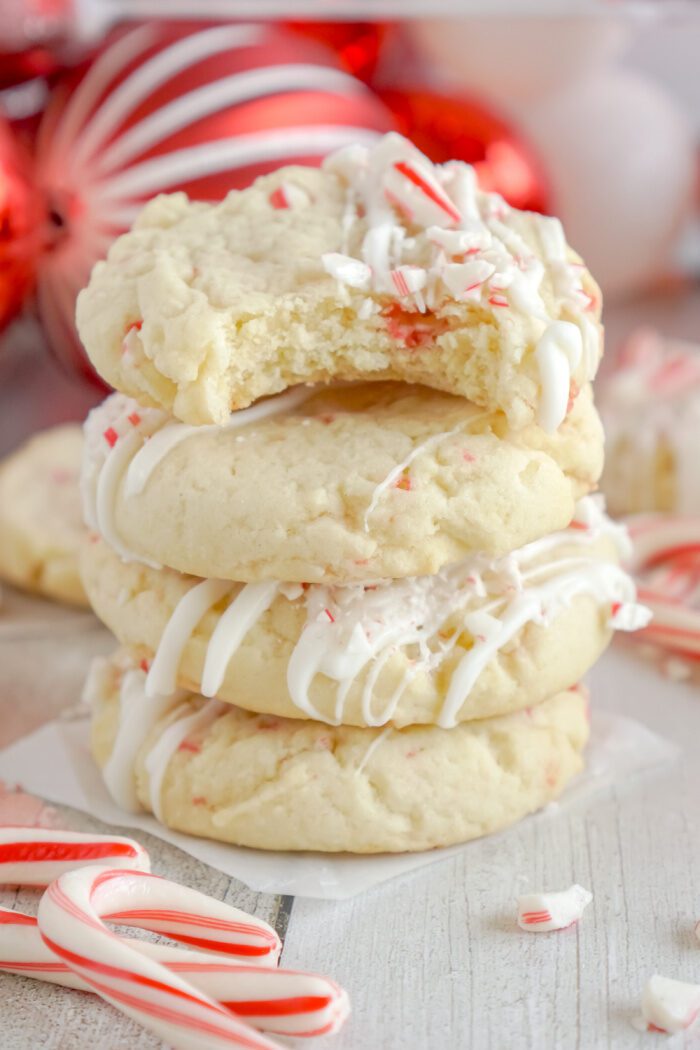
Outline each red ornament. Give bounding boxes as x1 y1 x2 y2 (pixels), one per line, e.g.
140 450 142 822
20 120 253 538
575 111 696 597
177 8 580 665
33 21 394 378
380 88 549 214
0 0 75 131
285 21 390 82
0 115 45 335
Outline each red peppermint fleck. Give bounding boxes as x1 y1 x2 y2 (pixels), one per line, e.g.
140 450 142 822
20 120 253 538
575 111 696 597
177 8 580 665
488 294 508 308
545 765 559 787
128 412 141 427
462 451 476 463
125 320 142 334
391 269 411 297
324 608 335 623
393 160 461 224
269 186 289 209
647 1024 667 1034
611 602 622 617
103 427 118 448
394 475 412 491
382 304 447 349
178 739 200 754
258 717 280 731
520 911 552 925
139 658 150 673
567 380 580 416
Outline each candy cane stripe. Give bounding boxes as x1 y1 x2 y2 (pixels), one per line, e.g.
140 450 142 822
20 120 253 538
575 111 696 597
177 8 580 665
393 160 461 223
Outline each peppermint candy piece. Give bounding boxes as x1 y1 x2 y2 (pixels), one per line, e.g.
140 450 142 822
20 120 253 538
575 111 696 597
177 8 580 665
641 974 700 1034
517 884 592 932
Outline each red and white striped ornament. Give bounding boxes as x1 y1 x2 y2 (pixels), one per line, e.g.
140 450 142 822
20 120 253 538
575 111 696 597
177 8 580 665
33 20 393 378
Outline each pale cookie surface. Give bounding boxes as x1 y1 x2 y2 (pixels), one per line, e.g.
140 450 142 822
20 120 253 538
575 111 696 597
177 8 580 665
600 329 700 515
82 382 603 583
0 425 88 606
89 652 590 854
76 133 602 431
81 499 646 728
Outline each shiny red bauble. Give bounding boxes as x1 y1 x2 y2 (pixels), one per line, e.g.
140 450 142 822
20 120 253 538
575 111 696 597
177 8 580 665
380 88 549 214
0 116 45 335
30 20 393 377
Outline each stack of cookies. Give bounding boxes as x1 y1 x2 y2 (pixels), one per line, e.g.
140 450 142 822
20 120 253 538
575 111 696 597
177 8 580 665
76 133 649 854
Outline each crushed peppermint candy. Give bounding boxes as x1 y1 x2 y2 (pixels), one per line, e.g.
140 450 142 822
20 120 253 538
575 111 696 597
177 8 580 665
640 975 700 1034
321 132 601 432
609 601 653 632
517 884 592 931
269 181 310 210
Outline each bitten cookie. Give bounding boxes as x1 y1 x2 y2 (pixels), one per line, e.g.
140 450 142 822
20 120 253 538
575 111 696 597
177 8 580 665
0 425 88 606
600 329 700 515
81 382 604 583
76 133 602 432
81 499 647 728
88 651 590 854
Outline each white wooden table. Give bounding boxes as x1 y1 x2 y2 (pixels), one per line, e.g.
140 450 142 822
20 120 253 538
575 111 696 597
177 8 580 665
1 297 700 1049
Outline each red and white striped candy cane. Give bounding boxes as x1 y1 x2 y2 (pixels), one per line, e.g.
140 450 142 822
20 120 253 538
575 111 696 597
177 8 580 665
0 906 348 1037
0 827 150 885
38 867 289 1049
626 515 700 659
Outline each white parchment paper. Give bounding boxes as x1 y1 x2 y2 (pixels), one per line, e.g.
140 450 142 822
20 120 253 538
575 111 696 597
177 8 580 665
0 710 676 900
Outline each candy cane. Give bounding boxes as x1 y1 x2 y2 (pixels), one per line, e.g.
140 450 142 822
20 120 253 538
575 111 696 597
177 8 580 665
626 515 700 573
0 907 348 1037
0 827 150 885
625 515 700 658
38 867 291 1049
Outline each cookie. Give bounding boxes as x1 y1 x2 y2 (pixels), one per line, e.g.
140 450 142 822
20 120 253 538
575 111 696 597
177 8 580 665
81 498 647 728
0 424 88 606
600 329 700 515
81 382 604 583
88 651 590 854
76 133 602 432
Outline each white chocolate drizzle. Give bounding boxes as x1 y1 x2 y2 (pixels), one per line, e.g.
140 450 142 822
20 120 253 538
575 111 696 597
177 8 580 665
354 726 393 777
321 132 601 432
81 387 316 566
144 497 650 728
362 424 465 531
144 698 226 822
107 671 182 812
146 578 233 697
201 581 279 697
83 658 183 814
